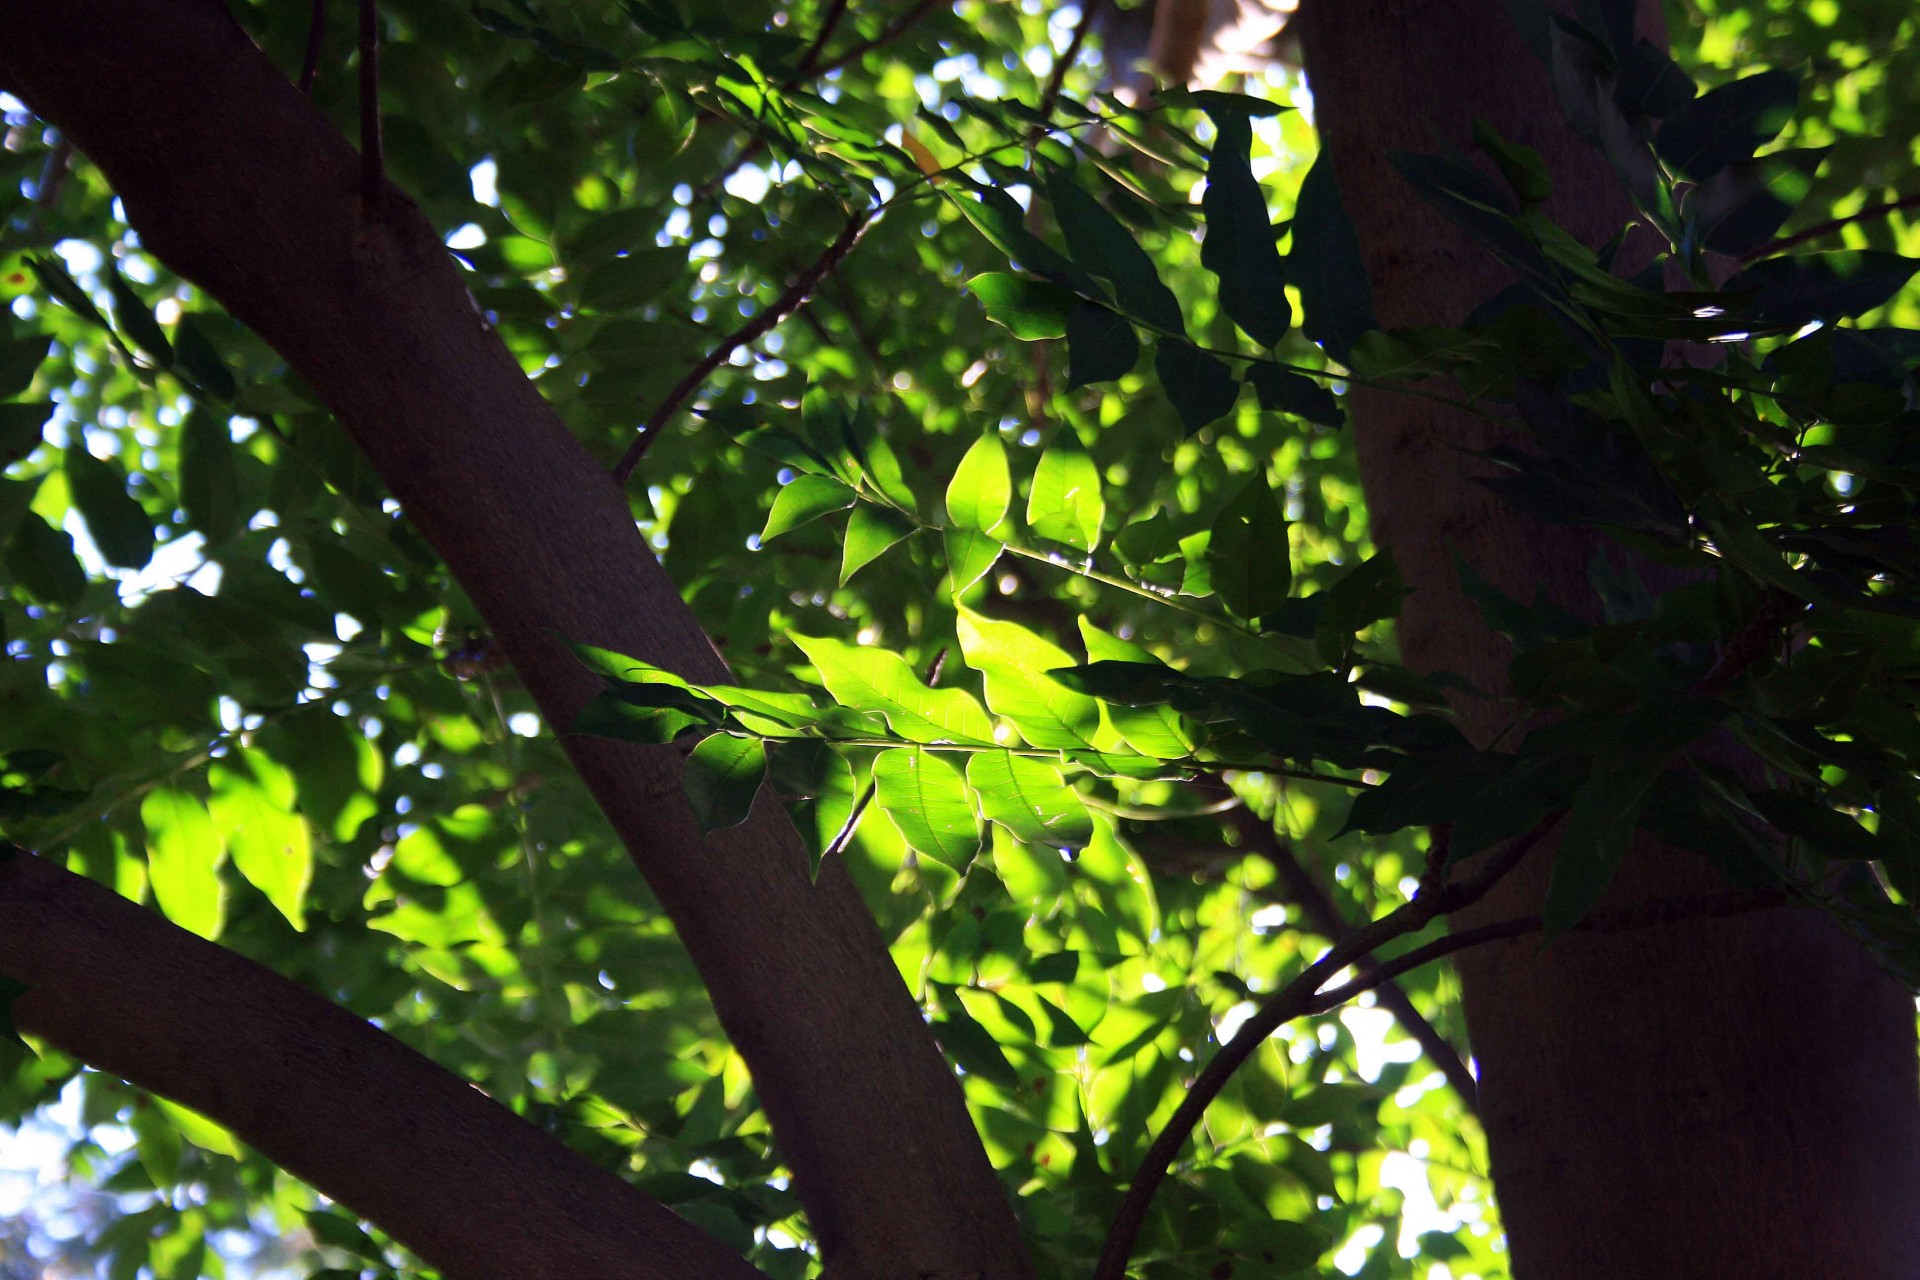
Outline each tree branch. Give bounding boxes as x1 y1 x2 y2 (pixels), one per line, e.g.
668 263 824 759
1218 805 1481 1108
1738 191 1920 264
357 0 382 202
0 850 762 1280
0 8 1028 1279
1093 815 1557 1280
611 208 870 483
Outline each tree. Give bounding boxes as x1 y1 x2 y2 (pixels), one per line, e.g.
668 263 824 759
0 1 1916 1278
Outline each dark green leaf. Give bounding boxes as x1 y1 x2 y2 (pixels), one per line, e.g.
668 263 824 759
67 448 154 571
1154 339 1239 434
683 733 767 834
1749 790 1879 859
1197 112 1290 347
179 408 242 544
1654 68 1798 181
950 186 1100 296
0 334 52 400
1207 473 1290 621
173 314 237 400
1044 169 1182 331
108 271 173 367
1686 148 1825 258
1065 303 1139 389
1246 365 1341 426
0 403 51 467
1726 252 1919 330
1290 152 1378 361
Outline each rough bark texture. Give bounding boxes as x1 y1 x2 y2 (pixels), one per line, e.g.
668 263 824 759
0 851 761 1280
0 6 1029 1279
1296 2 1920 1275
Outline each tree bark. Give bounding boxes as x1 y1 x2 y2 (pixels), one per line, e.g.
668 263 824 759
0 6 1028 1280
1296 3 1920 1275
0 851 762 1280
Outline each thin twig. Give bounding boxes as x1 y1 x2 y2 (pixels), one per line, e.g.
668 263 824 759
1092 815 1558 1280
811 0 948 76
1738 192 1920 264
821 648 948 861
795 0 852 75
299 0 327 94
1219 804 1481 1109
1036 0 1101 127
358 0 383 204
611 208 870 484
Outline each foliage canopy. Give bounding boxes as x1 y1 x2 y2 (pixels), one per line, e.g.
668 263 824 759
2 0 1919 1277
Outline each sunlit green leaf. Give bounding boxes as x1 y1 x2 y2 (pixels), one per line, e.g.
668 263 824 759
946 432 1011 533
873 747 981 869
841 503 915 583
209 751 312 931
966 750 1094 848
791 633 995 744
966 272 1074 340
141 787 226 940
957 606 1102 750
1026 441 1104 552
762 474 857 542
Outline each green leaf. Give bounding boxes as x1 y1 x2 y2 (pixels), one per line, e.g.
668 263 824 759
107 271 173 367
0 403 51 467
950 185 1100 296
1044 168 1182 331
4 511 86 606
761 474 857 542
946 432 1012 532
209 752 312 931
142 787 226 940
1078 619 1197 758
1026 441 1105 552
26 254 110 329
1065 303 1139 389
791 633 995 744
173 313 236 400
1749 790 1879 859
569 689 713 743
1154 339 1239 434
1207 473 1290 620
0 334 52 400
179 408 242 544
682 733 767 834
1686 147 1825 258
1727 251 1919 330
945 528 1004 593
67 448 154 571
1654 67 1798 181
841 503 915 584
1112 510 1185 589
957 606 1101 750
873 747 981 869
1290 151 1378 361
1543 746 1674 933
1200 110 1290 347
966 750 1094 847
1245 365 1341 426
967 272 1075 340
576 246 687 310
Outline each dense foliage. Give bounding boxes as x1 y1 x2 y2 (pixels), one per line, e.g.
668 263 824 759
2 0 1918 1277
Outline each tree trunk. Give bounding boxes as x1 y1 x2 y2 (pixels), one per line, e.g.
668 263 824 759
0 6 1028 1279
1296 2 1920 1274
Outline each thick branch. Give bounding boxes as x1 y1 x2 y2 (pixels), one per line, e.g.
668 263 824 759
1093 817 1555 1280
0 7 1027 1280
0 851 760 1280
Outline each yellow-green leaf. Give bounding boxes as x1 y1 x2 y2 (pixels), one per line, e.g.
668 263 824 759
141 787 226 940
873 747 981 869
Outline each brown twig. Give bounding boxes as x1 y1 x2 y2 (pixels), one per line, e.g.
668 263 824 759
811 0 948 77
611 208 870 483
1220 805 1481 1108
1036 0 1101 127
299 0 326 94
1738 191 1920 264
795 0 851 75
358 0 382 204
1092 815 1558 1280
